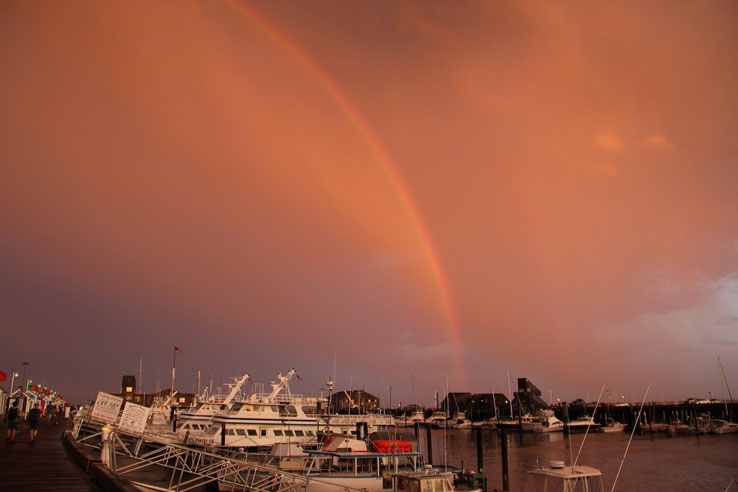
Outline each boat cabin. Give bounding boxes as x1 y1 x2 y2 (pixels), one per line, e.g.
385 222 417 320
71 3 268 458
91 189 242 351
524 463 604 492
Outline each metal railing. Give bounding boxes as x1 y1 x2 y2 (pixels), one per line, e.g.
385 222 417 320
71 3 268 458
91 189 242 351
73 417 369 492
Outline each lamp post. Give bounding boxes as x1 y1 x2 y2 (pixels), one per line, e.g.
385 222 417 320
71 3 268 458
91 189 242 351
21 362 29 415
9 370 18 395
21 362 29 392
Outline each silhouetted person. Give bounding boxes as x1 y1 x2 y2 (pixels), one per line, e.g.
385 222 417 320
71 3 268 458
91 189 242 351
28 402 42 445
6 401 20 441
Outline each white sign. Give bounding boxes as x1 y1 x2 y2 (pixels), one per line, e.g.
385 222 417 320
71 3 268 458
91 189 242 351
90 391 123 424
118 402 151 435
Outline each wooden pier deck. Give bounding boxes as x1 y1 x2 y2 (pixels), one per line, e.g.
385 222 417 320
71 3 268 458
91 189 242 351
1 417 101 491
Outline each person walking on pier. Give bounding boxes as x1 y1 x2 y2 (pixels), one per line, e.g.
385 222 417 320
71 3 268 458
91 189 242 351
28 402 41 445
6 401 20 441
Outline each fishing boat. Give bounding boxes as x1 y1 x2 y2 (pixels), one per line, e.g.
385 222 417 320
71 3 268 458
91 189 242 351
289 434 423 492
524 461 604 492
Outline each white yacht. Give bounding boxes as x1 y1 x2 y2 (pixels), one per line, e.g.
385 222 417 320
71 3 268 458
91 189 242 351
710 419 738 434
197 370 325 449
565 415 600 433
175 373 250 440
536 410 564 433
425 411 449 428
399 409 426 427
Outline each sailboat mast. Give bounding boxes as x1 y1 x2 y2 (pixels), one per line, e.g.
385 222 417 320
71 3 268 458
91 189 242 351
506 367 514 416
718 356 733 416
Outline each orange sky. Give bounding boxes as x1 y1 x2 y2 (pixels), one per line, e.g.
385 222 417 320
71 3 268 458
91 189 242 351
1 0 737 404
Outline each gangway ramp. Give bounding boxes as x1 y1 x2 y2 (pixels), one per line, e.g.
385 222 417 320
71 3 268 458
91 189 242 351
72 418 367 492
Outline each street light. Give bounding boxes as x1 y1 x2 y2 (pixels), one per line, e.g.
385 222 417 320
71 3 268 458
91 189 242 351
21 362 29 391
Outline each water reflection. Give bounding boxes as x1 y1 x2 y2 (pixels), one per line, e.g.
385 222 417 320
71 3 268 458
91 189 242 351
417 428 738 492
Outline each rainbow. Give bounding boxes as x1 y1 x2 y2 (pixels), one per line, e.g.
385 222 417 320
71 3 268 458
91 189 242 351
223 1 468 388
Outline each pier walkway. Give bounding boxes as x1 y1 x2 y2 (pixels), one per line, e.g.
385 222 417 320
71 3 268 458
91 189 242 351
1 417 100 491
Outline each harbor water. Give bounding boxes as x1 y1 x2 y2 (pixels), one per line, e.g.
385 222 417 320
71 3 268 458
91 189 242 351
420 428 738 492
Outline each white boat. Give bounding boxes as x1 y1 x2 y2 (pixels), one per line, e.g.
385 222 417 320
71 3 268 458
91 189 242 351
536 410 564 433
174 373 251 442
524 461 604 492
267 434 423 492
565 416 600 433
322 412 396 436
710 419 738 434
399 409 426 427
601 418 626 433
450 412 472 429
425 411 449 428
196 370 395 449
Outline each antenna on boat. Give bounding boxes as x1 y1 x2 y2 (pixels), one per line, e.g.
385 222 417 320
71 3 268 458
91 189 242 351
611 382 651 492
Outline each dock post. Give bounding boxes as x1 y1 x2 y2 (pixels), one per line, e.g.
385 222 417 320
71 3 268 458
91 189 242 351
221 422 226 447
476 426 484 473
501 429 509 492
414 421 420 440
425 423 433 466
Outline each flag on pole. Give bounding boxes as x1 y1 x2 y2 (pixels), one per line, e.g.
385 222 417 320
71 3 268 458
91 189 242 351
296 374 303 381
0 370 6 381
174 346 182 354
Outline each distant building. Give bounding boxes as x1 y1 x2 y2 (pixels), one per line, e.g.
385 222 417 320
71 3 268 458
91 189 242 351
440 392 473 415
512 378 549 413
116 375 195 407
330 389 380 413
439 392 512 419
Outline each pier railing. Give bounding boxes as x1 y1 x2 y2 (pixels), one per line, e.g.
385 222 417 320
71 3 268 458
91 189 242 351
72 417 367 492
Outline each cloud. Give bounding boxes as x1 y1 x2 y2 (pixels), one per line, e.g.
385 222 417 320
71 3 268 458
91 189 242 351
593 133 624 152
594 162 619 178
594 272 738 357
642 133 675 152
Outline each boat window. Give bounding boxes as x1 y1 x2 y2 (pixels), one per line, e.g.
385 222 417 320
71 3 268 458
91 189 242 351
206 427 219 436
274 430 283 436
261 430 267 436
306 430 314 436
284 430 294 436
295 430 305 436
231 403 243 411
236 429 247 436
248 429 257 436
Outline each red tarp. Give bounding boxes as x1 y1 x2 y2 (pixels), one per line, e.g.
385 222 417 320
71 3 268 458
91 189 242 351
371 440 412 453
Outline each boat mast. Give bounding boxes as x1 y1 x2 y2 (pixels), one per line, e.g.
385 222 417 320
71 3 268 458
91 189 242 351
718 356 733 417
611 383 651 492
506 367 514 417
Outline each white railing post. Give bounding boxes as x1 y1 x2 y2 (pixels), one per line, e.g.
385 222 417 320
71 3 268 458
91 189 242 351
101 427 113 466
